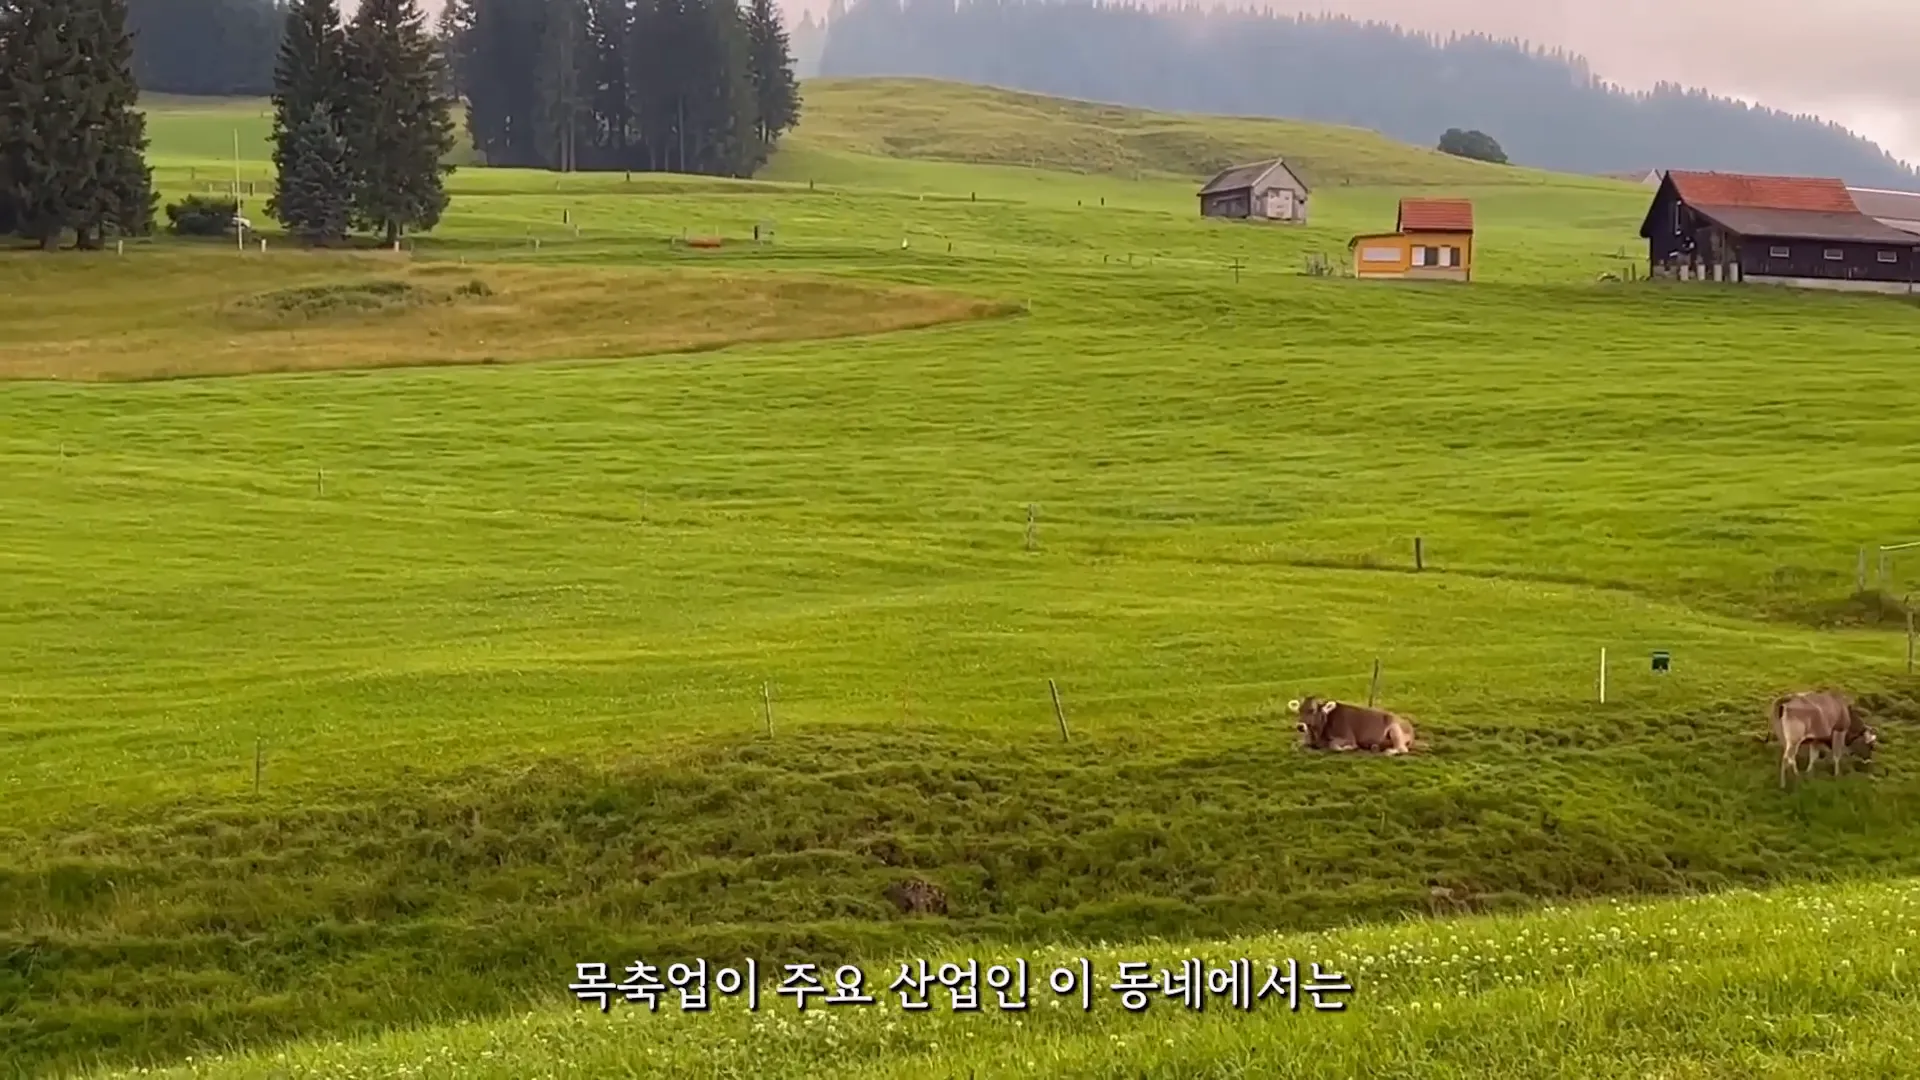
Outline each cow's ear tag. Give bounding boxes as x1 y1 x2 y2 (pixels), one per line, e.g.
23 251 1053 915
1321 701 1337 714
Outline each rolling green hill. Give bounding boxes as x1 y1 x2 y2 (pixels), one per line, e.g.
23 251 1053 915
776 78 1582 188
85 877 1920 1078
6 79 1920 1078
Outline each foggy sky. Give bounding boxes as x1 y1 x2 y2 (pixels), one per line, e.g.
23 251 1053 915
395 0 1920 166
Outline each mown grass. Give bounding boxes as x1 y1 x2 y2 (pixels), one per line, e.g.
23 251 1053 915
84 877 1920 1078
6 79 1920 1076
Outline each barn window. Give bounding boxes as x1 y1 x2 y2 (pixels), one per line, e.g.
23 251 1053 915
1361 246 1400 263
1879 251 1900 263
1824 249 1845 261
1768 245 1790 259
1411 246 1427 266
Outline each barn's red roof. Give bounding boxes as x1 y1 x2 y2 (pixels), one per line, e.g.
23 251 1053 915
1666 171 1859 213
1397 198 1474 232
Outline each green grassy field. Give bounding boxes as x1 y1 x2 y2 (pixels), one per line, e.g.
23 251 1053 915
6 77 1920 1077
81 878 1920 1078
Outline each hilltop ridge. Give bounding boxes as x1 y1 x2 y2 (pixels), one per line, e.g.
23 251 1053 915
784 78 1588 189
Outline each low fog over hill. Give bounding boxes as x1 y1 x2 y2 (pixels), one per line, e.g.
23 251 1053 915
818 1 1920 188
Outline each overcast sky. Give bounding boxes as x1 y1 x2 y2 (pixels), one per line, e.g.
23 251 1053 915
398 0 1920 166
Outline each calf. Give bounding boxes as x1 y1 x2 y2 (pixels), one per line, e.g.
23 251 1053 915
1289 696 1416 756
1771 689 1875 789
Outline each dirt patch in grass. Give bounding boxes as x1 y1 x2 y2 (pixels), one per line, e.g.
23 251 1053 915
0 250 1017 381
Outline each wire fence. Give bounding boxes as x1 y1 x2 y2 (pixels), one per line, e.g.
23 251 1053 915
3 649 1759 806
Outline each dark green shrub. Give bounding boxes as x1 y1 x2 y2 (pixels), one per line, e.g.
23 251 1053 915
164 195 239 237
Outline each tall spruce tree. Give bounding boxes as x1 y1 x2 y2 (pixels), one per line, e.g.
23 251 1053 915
532 0 589 171
275 103 352 243
342 0 455 244
94 0 155 242
0 0 153 249
0 1 17 240
448 0 544 168
268 0 348 240
743 0 799 148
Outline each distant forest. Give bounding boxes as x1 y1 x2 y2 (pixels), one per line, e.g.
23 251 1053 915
818 0 1920 189
130 0 286 97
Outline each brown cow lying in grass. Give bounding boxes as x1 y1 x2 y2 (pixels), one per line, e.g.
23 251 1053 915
1290 696 1417 755
1770 689 1877 789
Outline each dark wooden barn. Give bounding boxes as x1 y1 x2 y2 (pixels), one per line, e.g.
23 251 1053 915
1196 158 1311 224
1640 171 1920 294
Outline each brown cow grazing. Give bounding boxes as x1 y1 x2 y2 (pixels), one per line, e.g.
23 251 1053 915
1771 689 1876 789
1289 696 1417 756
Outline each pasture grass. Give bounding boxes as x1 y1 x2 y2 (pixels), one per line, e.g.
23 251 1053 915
83 876 1920 1078
6 79 1920 1075
0 253 1013 380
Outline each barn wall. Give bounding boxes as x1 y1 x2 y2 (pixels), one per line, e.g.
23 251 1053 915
1735 237 1920 284
1201 190 1251 218
1258 186 1307 222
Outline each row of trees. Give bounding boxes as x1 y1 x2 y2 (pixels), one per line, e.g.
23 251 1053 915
442 0 801 177
0 0 157 248
129 0 284 97
267 0 456 245
819 0 1920 189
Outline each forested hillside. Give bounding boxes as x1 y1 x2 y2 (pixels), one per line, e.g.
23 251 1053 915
819 0 1920 189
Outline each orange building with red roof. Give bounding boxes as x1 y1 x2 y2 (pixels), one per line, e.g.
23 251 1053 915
1347 198 1476 282
1640 169 1920 292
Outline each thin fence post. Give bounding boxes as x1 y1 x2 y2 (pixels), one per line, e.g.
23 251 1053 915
1025 504 1038 551
762 682 774 736
1859 548 1869 593
1414 536 1424 572
1599 648 1608 703
1907 599 1915 676
1367 659 1382 708
253 738 263 796
1048 679 1070 742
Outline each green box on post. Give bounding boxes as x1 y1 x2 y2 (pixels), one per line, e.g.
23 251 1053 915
1651 650 1671 673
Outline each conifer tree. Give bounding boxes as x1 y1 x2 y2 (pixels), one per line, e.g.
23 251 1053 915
0 0 152 249
744 0 799 147
341 0 455 244
0 2 18 239
275 104 353 243
532 0 589 171
268 0 349 241
91 0 156 242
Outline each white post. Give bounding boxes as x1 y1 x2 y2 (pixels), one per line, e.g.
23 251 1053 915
234 128 243 256
1598 648 1607 703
